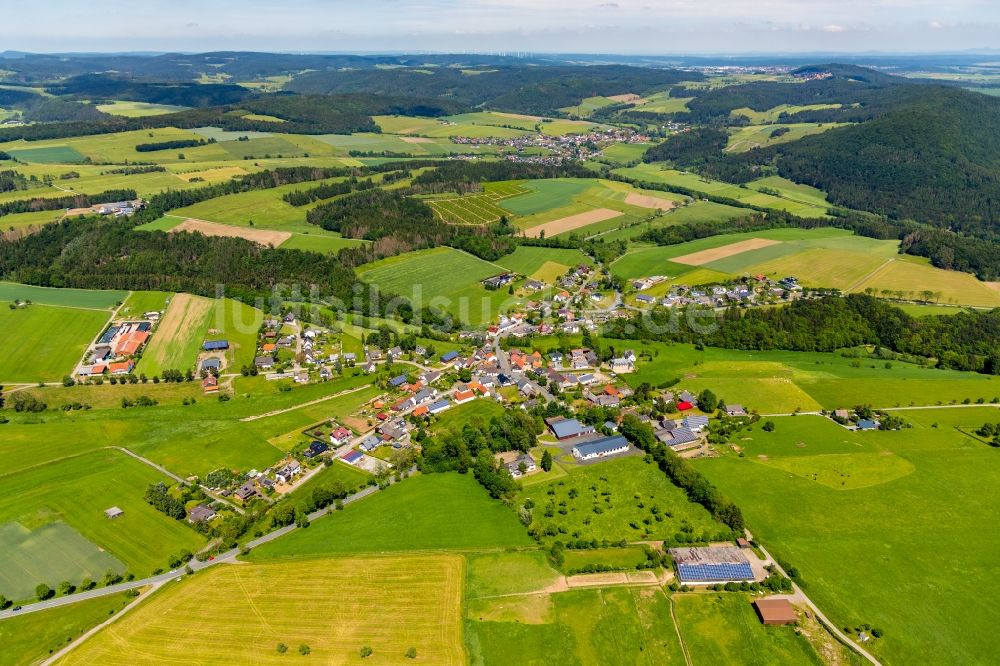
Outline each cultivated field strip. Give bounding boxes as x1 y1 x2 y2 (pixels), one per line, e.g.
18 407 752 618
58 555 466 665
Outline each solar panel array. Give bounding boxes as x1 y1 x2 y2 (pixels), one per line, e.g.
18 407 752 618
677 562 754 583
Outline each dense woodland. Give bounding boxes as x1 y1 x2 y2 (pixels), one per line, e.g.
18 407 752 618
0 217 368 309
287 65 699 115
606 294 1000 375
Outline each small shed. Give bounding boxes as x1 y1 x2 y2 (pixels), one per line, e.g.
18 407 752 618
104 506 124 520
753 598 798 625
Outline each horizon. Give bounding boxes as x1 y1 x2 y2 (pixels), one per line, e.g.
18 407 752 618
1 0 998 54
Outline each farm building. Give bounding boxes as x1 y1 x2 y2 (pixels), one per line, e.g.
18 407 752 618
482 273 515 290
669 546 754 585
203 340 229 351
440 350 459 364
428 400 451 414
572 435 630 460
857 419 879 430
389 374 408 387
201 358 221 373
753 598 798 625
202 375 219 393
104 506 124 519
683 415 709 432
546 417 596 440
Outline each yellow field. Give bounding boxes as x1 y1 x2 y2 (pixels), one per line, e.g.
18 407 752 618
851 257 1000 308
59 555 465 665
137 293 214 375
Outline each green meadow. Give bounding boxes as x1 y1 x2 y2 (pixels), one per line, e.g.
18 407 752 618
0 303 109 382
726 122 848 153
696 409 1000 665
0 448 204 596
0 281 125 309
0 592 139 666
248 473 533 559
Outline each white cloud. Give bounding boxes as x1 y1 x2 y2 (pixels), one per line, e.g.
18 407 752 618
823 24 847 33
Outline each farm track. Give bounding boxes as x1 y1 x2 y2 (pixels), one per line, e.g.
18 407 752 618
239 383 381 422
843 257 895 293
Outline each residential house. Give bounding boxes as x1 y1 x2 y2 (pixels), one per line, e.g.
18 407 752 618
254 356 275 370
187 505 217 523
202 375 219 394
506 453 537 478
235 482 259 502
276 461 302 484
359 435 381 452
725 404 747 416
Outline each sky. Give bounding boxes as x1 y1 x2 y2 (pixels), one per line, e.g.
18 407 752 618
2 0 1000 54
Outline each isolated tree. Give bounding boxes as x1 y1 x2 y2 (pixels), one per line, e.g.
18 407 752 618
541 449 553 472
762 421 776 432
298 644 311 655
360 646 373 658
406 647 417 659
276 643 288 654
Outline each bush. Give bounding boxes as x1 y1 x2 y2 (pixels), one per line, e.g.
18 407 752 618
406 647 417 659
360 646 373 658
276 643 288 654
298 644 311 655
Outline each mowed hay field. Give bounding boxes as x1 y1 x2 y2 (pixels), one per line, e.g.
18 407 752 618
137 293 214 376
172 217 292 246
696 410 1000 664
496 246 593 282
0 303 109 382
59 555 466 665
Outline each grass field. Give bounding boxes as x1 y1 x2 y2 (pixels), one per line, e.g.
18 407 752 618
674 593 824 665
598 200 747 242
0 303 109 382
0 209 65 232
495 245 592 283
5 145 86 163
726 123 848 153
609 227 1000 307
609 340 999 413
0 281 125 309
60 555 466 665
356 246 512 325
500 179 592 216
248 473 532 560
431 399 507 435
0 521 124 601
613 164 831 218
518 456 726 546
696 409 1000 664
0 591 139 666
117 290 172 318
0 448 204 595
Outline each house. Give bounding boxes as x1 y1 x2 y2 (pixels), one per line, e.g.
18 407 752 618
303 441 329 458
428 400 451 414
389 374 408 387
235 482 259 502
454 389 476 404
294 371 309 384
683 415 709 432
330 426 353 446
412 404 429 417
202 375 219 393
104 506 124 520
635 294 655 305
483 273 514 290
108 361 134 375
413 387 436 405
725 404 747 417
547 417 596 440
319 366 333 380
754 599 798 626
669 546 754 585
187 504 217 523
388 346 404 359
603 420 618 432
359 434 381 452
276 461 302 484
255 356 275 370
364 361 377 374
549 352 564 367
441 351 459 364
203 340 229 351
658 427 699 451
340 449 363 466
833 409 851 420
572 435 630 460
506 453 537 478
201 358 221 374
857 419 878 431
610 357 635 373
343 352 357 364
525 279 544 291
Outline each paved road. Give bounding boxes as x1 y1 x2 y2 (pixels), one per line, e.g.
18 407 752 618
0 479 387 621
747 530 882 666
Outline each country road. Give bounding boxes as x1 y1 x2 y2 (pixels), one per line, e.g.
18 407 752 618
0 477 387 620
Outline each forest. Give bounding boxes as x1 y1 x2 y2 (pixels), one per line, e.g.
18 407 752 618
605 293 1000 375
